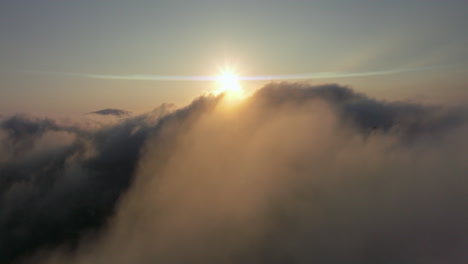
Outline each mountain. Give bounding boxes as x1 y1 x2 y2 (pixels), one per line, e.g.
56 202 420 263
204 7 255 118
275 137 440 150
87 108 131 117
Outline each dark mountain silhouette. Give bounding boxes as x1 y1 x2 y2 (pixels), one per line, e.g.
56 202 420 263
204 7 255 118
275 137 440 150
87 109 131 117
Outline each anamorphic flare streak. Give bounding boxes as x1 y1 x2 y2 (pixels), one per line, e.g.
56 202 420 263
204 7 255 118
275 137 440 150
29 64 462 82
33 72 217 81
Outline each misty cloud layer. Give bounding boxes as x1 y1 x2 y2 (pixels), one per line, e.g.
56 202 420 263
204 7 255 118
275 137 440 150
1 83 467 264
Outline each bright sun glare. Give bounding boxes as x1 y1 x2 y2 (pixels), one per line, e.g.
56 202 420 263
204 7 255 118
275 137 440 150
214 70 245 100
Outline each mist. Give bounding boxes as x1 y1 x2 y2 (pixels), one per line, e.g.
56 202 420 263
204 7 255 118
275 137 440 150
1 83 467 264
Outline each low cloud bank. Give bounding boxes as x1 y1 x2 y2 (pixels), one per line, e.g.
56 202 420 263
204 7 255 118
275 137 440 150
1 83 467 263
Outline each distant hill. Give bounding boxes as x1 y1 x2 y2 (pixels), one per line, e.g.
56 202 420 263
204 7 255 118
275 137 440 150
87 108 131 117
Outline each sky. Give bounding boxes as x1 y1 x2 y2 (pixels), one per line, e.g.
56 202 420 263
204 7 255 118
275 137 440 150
1 0 467 114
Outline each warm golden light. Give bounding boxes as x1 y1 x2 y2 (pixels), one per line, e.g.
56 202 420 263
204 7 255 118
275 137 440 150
214 70 245 100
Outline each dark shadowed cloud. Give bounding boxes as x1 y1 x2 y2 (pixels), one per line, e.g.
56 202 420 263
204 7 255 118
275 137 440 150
0 83 467 264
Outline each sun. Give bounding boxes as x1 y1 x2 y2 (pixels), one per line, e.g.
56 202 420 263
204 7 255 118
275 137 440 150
214 70 245 100
218 70 239 90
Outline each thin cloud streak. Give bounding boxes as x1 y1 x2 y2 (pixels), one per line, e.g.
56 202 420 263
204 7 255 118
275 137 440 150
25 64 464 82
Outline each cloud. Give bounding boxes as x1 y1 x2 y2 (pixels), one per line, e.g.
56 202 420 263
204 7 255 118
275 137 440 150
1 83 467 264
87 109 131 117
0 105 178 263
